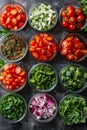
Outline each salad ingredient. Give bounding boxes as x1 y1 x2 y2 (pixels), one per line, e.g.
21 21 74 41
29 33 58 61
29 64 57 91
0 29 8 36
59 95 87 124
29 3 57 31
1 33 26 61
0 58 4 68
60 5 85 31
60 34 87 61
0 94 26 121
0 4 26 31
60 65 87 92
0 63 26 91
29 94 56 120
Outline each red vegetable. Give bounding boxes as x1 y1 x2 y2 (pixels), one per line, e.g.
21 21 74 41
0 5 26 30
60 35 87 61
29 94 56 120
0 64 26 91
29 33 58 61
60 6 85 31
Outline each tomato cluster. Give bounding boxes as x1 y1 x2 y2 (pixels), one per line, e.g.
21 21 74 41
60 35 87 61
0 64 26 91
0 5 26 31
29 33 58 61
61 6 85 31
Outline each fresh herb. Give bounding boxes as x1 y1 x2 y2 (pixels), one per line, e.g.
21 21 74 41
60 65 87 92
0 94 26 121
59 95 87 125
81 0 87 32
29 64 57 91
0 58 4 68
0 30 8 36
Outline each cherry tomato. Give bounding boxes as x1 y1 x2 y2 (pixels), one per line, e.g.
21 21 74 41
77 15 85 22
61 10 67 17
62 21 69 28
75 7 82 16
66 6 75 17
0 5 26 30
77 22 83 29
69 24 76 31
0 64 26 91
69 17 77 24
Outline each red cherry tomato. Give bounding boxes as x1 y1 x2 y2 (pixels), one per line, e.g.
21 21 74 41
69 17 77 24
77 15 85 22
66 6 75 17
75 7 82 16
62 21 69 28
69 24 76 31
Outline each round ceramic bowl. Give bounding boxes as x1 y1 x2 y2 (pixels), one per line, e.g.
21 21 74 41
0 33 28 62
0 63 27 93
28 3 58 31
59 2 86 32
29 33 58 62
28 63 58 92
59 64 87 93
0 93 27 123
59 94 87 125
59 33 87 62
28 93 58 123
0 2 28 31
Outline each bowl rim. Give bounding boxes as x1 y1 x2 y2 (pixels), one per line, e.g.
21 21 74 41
59 2 87 32
0 1 28 32
0 32 28 62
0 93 27 123
28 62 58 92
28 2 58 32
59 63 87 93
29 33 58 62
28 93 58 123
59 33 87 62
0 62 27 93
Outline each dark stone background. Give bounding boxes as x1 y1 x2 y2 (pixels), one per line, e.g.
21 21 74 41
0 0 87 130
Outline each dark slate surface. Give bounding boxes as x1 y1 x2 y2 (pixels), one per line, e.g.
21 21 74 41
0 0 87 130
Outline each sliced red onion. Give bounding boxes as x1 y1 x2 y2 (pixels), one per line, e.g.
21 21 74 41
29 94 56 120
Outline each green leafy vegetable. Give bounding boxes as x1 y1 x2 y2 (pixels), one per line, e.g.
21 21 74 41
60 65 87 92
29 64 57 91
0 94 26 121
0 58 4 68
59 95 87 125
81 0 87 32
0 30 8 36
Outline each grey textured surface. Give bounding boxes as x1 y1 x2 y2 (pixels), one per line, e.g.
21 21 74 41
0 0 87 130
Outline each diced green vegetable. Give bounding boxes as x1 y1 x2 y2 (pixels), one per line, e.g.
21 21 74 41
29 3 57 31
29 64 57 91
0 94 26 121
59 95 87 125
60 65 87 92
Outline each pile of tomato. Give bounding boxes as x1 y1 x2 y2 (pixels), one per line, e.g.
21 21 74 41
29 33 58 61
0 5 26 31
0 63 26 91
60 34 87 61
60 6 85 31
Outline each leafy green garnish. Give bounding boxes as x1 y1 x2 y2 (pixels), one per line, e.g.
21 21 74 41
0 94 26 121
0 58 4 68
59 95 87 125
60 65 87 92
0 29 8 36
